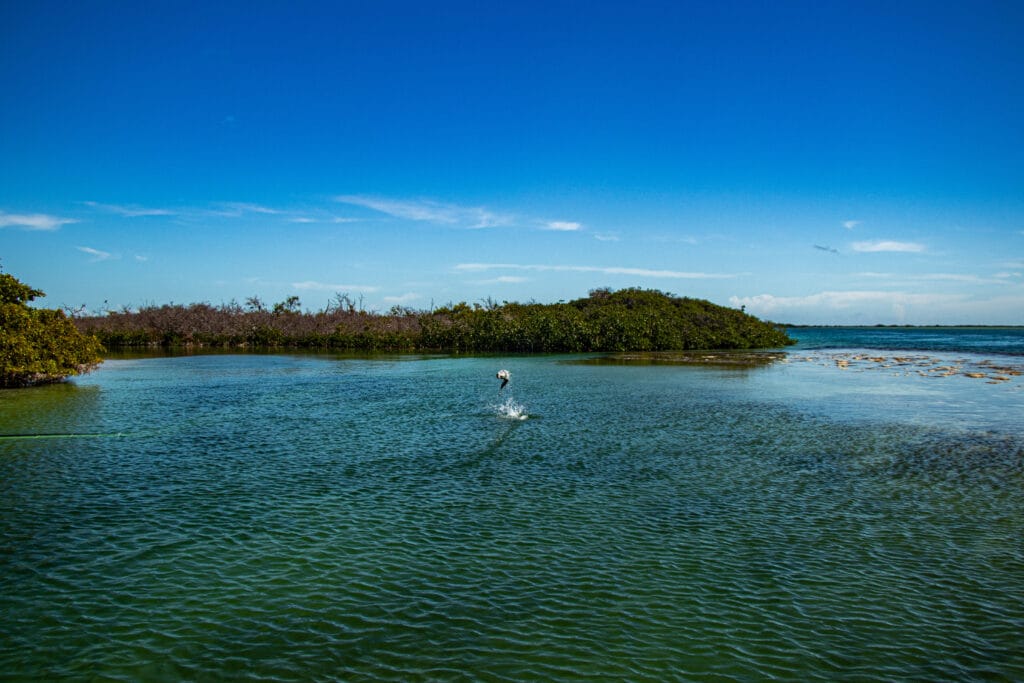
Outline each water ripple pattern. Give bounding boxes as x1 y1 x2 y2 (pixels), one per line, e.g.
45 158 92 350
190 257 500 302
2 352 1023 681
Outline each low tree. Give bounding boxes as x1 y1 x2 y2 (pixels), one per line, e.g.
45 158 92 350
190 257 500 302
0 272 104 388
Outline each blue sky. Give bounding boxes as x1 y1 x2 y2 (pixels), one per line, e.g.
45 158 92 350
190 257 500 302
2 1 1022 324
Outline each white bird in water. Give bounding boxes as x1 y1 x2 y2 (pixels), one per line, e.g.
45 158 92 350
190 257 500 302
496 369 510 390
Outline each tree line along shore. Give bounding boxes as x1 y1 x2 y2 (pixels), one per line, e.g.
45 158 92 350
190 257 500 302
3 271 793 387
74 287 794 354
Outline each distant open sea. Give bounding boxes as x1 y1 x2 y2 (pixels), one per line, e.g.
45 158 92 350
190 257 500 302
2 327 1022 681
787 325 1024 356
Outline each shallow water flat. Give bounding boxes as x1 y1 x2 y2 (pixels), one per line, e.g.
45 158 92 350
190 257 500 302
1 349 1022 681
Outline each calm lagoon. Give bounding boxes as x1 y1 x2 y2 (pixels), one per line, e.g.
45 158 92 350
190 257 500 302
2 329 1023 680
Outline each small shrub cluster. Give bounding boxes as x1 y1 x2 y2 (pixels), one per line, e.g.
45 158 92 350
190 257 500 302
76 288 793 352
1 273 103 387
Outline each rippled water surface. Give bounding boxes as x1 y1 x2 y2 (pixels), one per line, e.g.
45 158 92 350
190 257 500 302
788 325 1024 356
2 346 1023 681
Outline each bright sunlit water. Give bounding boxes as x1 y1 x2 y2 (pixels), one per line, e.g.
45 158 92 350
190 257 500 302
2 328 1023 681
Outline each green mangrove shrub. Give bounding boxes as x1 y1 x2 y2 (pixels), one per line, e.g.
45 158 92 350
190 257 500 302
76 288 793 352
0 272 104 388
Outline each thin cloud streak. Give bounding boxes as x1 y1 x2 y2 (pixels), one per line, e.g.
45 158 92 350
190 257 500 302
730 290 963 312
857 271 1011 285
455 263 736 279
199 202 288 219
221 202 283 215
0 211 78 230
851 240 926 253
543 220 582 231
336 195 513 229
82 199 302 221
383 292 421 304
77 246 115 261
728 289 1024 324
471 275 531 285
84 201 176 217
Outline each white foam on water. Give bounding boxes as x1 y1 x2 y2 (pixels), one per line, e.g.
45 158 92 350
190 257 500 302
495 395 528 421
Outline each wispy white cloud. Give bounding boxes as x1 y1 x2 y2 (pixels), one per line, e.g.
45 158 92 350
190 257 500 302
383 292 421 304
650 233 705 246
335 195 513 229
0 211 78 230
292 281 379 292
283 214 361 225
851 240 926 253
204 202 286 218
224 202 282 215
916 273 1006 284
594 232 620 242
543 220 582 231
471 275 531 285
77 246 115 261
727 289 1024 324
857 271 1010 285
843 220 860 230
82 199 302 221
334 194 592 233
730 290 962 313
455 263 736 279
83 201 175 217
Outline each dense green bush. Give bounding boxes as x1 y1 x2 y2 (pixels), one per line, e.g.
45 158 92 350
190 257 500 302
420 288 793 352
78 287 792 352
0 273 104 388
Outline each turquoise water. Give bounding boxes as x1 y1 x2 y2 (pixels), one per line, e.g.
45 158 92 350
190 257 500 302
2 335 1023 680
788 325 1024 356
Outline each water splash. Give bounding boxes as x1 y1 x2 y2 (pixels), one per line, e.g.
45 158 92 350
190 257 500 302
495 395 528 421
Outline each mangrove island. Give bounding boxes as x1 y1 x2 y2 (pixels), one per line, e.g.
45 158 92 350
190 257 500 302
75 287 793 353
